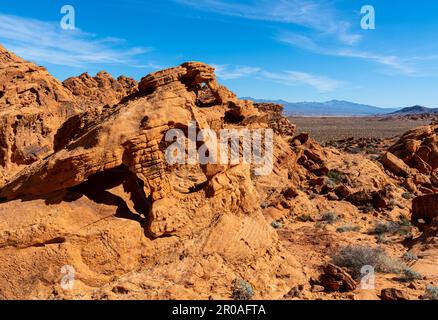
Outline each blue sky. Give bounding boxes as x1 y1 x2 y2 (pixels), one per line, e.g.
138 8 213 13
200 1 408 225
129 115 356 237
1 0 438 107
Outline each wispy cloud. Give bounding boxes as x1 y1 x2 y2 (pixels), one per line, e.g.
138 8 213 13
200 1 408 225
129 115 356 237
279 32 418 75
175 0 361 45
214 64 343 92
212 64 261 80
0 14 152 68
177 0 437 77
262 70 344 92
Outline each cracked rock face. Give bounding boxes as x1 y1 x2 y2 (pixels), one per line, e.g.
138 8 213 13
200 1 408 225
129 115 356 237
63 71 138 109
0 61 267 238
0 45 83 184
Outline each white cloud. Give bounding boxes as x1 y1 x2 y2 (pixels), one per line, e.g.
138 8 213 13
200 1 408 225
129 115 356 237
262 70 344 92
212 64 261 80
279 32 418 75
214 64 343 92
0 14 152 68
175 0 361 45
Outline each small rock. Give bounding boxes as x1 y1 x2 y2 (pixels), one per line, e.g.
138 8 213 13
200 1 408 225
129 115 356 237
285 284 304 298
380 288 409 301
407 283 417 290
327 192 340 201
319 264 357 293
311 285 325 293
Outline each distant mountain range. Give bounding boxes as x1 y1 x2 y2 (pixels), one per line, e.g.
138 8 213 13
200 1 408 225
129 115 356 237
243 98 399 116
389 105 438 115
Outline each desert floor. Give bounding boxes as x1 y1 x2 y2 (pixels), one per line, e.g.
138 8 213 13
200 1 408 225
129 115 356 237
289 117 432 143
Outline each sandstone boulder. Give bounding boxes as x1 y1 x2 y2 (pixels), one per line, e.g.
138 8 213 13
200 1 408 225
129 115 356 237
380 152 411 177
389 124 438 174
412 194 438 224
0 51 306 299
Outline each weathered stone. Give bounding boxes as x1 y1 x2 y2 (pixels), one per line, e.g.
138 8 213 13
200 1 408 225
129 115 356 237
412 194 438 224
319 264 357 293
380 288 409 301
380 152 411 177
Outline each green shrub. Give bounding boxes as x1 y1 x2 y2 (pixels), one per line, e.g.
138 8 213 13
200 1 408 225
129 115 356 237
271 221 283 229
402 192 414 200
299 214 313 222
327 171 345 185
232 279 254 300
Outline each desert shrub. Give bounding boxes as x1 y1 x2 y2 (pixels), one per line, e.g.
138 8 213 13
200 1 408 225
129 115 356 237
402 192 414 200
398 218 412 227
424 286 438 300
337 224 360 233
327 170 344 185
232 279 254 300
403 252 419 262
370 221 401 235
299 214 313 222
376 234 391 244
320 212 339 224
260 202 269 209
399 268 422 282
332 246 406 278
271 221 283 229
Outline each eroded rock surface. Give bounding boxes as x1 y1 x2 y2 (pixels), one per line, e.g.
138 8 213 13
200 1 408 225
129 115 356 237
0 50 306 299
0 45 82 184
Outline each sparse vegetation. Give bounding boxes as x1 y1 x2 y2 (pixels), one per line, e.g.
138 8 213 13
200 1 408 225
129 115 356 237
424 286 438 300
337 224 360 233
260 202 269 209
399 268 422 282
376 234 391 244
369 218 413 242
320 212 339 224
232 279 254 301
332 245 406 278
327 170 344 185
370 221 401 235
308 193 317 200
402 192 414 200
271 221 283 229
403 252 419 262
298 214 313 222
289 116 432 144
398 217 412 227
